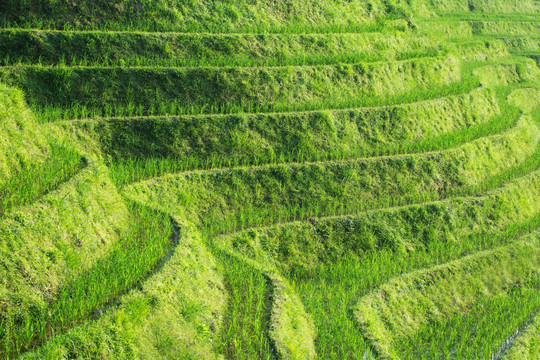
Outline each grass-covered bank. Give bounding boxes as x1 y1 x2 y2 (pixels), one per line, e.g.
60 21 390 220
502 312 540 359
0 30 444 68
0 55 463 122
123 114 539 234
0 83 48 184
214 168 540 359
17 218 226 360
0 202 175 359
73 86 508 186
356 236 539 359
0 0 418 33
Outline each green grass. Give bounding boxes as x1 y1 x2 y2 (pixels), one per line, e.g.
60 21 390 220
0 0 416 33
503 312 540 359
0 30 444 68
123 114 539 236
355 237 539 359
217 253 275 360
293 228 540 359
1 1 540 359
0 55 465 122
0 83 48 184
103 85 522 187
0 202 174 359
395 285 539 359
0 141 84 215
216 168 540 359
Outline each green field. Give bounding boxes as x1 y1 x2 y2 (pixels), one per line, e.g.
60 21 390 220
0 1 539 359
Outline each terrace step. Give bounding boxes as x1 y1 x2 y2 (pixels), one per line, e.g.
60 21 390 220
65 86 508 184
421 21 540 38
0 159 131 358
355 236 540 359
501 312 540 359
215 167 540 273
122 115 539 234
0 29 444 67
0 83 48 186
214 169 540 359
0 55 465 121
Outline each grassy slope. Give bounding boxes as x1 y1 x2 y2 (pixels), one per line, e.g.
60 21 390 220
0 84 47 184
0 56 463 121
74 86 500 163
355 236 540 359
217 168 540 274
0 1 539 360
0 30 444 67
213 168 540 359
18 219 226 360
0 159 131 357
0 0 418 32
122 114 539 233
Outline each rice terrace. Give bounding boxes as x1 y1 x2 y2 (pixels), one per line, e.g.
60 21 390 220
0 0 539 359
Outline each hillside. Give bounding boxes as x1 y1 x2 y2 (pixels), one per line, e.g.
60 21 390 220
0 1 539 359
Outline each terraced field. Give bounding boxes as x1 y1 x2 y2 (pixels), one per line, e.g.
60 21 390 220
0 1 539 359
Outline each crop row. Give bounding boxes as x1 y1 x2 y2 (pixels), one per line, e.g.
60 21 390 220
429 0 539 15
396 288 539 359
2 57 535 123
0 30 508 68
502 312 540 359
101 83 537 187
1 0 537 33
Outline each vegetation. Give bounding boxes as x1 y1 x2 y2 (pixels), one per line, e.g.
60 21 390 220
502 312 540 359
0 1 539 360
356 237 539 359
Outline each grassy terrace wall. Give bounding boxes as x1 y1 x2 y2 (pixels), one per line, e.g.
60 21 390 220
0 159 130 356
0 30 445 67
17 218 225 360
502 313 540 359
0 84 47 184
73 86 500 164
123 115 539 231
428 0 540 14
0 0 421 32
0 56 462 120
216 168 540 273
